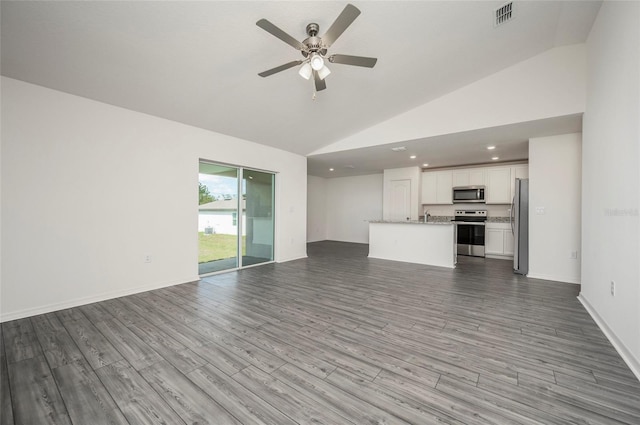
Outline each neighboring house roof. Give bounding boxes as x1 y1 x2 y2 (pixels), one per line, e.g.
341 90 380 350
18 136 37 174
199 199 246 211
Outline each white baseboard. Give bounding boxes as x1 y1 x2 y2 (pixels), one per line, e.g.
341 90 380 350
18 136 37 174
527 272 581 285
277 254 308 263
0 275 200 323
578 293 640 382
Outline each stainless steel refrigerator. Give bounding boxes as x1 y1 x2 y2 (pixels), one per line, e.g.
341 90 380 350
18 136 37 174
511 178 529 275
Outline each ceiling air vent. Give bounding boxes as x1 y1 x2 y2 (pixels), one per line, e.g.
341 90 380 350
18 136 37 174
495 2 514 27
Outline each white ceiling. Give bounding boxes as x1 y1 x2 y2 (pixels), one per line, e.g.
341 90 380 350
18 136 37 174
307 114 583 177
1 1 600 173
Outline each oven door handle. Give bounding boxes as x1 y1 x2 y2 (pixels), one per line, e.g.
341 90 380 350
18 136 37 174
452 222 486 225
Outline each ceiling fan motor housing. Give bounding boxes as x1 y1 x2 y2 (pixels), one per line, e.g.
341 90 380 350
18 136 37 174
302 23 327 57
306 23 320 36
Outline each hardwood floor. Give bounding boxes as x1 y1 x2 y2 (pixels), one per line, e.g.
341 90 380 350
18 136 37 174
2 240 640 424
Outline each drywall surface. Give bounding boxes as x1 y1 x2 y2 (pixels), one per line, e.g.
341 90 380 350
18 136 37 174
325 174 383 244
313 44 586 155
1 77 307 321
581 1 640 379
528 133 582 284
307 175 327 242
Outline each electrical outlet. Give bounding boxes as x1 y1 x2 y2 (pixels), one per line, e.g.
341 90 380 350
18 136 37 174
610 280 615 296
144 254 152 263
569 251 578 260
535 206 546 215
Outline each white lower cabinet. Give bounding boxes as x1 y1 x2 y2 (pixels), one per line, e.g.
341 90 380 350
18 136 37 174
485 223 514 258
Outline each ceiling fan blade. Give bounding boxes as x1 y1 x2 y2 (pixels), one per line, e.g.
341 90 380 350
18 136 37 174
329 54 377 68
256 19 305 51
322 4 361 48
258 60 304 77
313 70 327 91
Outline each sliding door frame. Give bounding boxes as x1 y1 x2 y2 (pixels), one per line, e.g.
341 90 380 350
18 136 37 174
198 159 276 277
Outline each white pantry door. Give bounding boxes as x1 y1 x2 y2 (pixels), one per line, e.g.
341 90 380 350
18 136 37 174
389 179 411 221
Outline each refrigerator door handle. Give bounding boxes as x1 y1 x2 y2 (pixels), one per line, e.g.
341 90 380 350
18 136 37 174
513 191 519 272
510 196 515 235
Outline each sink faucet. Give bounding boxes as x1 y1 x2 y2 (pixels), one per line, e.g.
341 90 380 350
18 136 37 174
423 209 431 223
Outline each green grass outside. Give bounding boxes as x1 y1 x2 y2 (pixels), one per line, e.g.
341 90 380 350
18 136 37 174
198 232 246 263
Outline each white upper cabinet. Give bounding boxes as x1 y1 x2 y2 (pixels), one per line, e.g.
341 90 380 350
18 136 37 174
486 167 512 204
469 169 486 186
424 164 526 205
453 170 469 187
452 168 486 188
421 170 453 204
510 165 529 200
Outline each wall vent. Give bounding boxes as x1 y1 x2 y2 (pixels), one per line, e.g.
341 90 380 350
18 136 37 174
495 2 514 27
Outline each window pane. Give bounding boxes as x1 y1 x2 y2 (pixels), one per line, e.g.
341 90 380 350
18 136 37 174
242 169 274 266
198 163 239 274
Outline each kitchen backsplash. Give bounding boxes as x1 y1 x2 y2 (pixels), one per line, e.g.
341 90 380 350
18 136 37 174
423 215 454 223
422 203 511 218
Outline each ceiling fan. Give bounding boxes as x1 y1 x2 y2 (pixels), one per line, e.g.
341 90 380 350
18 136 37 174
256 4 377 93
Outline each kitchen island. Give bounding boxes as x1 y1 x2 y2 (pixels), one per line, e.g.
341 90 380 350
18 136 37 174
368 221 456 268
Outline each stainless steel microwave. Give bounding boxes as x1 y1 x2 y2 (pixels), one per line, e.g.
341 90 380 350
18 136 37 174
453 186 486 203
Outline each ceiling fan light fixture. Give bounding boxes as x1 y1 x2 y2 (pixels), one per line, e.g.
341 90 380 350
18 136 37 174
310 53 324 71
317 65 331 80
298 62 312 80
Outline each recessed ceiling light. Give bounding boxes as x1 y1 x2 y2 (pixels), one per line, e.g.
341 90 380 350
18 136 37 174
423 163 429 167
491 156 499 160
487 146 496 150
329 168 335 171
391 146 407 152
409 155 417 159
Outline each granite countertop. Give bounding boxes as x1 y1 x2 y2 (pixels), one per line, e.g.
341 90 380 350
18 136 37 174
369 220 453 225
487 217 511 223
370 215 510 224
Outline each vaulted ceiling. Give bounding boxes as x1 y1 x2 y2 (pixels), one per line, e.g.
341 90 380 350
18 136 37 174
1 1 601 174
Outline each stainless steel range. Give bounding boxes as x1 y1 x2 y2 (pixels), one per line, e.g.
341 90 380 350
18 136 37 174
452 210 487 257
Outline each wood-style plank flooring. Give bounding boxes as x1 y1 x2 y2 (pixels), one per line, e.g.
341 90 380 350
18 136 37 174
2 240 640 424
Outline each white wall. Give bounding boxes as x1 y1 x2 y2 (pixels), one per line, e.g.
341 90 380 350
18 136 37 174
528 133 582 284
580 1 640 379
326 174 383 244
383 167 421 221
1 77 308 321
307 175 327 242
313 44 586 155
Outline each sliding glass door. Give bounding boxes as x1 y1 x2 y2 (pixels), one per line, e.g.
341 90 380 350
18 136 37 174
242 169 275 267
198 161 274 275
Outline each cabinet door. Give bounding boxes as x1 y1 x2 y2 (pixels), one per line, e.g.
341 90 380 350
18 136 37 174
513 166 529 180
485 228 505 254
421 172 438 204
511 165 529 200
436 171 453 204
469 169 486 186
453 171 469 187
503 229 515 255
486 167 512 204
